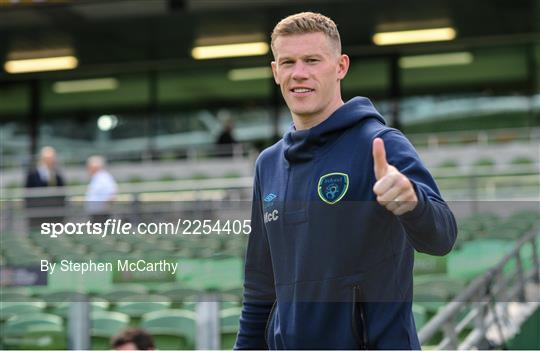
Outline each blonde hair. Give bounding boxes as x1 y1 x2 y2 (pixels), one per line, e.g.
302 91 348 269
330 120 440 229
271 12 341 55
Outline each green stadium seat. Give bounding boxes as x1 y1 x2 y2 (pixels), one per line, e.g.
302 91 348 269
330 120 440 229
41 290 85 308
90 311 130 350
220 307 241 349
412 303 427 331
414 274 466 319
0 292 32 302
0 301 47 321
114 295 172 325
414 252 447 275
102 284 149 302
448 239 514 280
2 313 63 335
0 287 32 298
221 300 241 310
157 286 201 306
141 309 197 349
51 299 110 318
1 324 67 350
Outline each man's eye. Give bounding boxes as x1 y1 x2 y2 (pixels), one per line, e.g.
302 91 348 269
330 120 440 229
281 61 293 65
306 59 319 63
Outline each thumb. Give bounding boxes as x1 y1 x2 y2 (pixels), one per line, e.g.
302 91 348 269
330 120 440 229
372 137 388 180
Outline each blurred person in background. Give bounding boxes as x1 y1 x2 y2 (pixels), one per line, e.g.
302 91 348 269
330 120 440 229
216 117 237 157
25 146 65 188
25 146 66 228
111 328 155 351
85 155 118 223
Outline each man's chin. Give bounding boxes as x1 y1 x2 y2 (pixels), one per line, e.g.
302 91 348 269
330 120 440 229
290 107 316 118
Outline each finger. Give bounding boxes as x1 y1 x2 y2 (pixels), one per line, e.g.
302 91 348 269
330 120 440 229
393 193 418 215
373 166 400 195
376 186 402 206
385 200 400 212
393 205 408 216
394 201 415 216
373 175 396 196
372 138 388 180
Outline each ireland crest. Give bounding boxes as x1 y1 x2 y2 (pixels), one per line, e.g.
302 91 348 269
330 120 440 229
317 172 349 205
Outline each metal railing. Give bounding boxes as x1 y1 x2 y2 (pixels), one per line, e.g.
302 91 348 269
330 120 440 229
408 127 540 148
418 228 540 349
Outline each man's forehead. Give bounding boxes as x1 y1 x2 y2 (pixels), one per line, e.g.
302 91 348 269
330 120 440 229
274 32 327 46
273 33 335 58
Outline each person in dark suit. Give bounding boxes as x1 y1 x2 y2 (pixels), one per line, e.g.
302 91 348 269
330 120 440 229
216 118 237 157
25 146 65 188
25 146 66 228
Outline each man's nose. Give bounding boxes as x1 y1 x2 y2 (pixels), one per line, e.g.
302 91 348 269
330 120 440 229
291 62 309 80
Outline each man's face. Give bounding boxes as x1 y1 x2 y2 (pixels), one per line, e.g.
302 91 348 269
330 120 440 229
41 150 56 169
271 32 349 126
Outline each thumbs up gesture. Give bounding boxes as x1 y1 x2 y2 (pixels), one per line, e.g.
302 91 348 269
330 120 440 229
372 138 418 215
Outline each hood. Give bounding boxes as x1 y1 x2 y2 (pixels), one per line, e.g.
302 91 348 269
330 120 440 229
283 96 386 163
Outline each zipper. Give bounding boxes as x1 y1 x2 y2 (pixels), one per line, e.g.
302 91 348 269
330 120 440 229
352 285 369 350
264 300 277 348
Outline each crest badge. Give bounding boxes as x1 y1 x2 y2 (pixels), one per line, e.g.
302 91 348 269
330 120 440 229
317 172 349 205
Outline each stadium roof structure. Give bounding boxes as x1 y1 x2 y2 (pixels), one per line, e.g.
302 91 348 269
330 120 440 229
0 0 537 77
0 0 538 120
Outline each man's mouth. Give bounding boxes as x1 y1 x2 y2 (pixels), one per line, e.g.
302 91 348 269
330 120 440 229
290 87 315 94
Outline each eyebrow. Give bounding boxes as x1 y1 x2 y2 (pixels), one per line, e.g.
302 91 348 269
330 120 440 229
278 54 324 62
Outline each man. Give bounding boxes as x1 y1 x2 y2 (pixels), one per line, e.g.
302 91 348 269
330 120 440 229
25 146 66 228
111 328 155 351
235 12 457 349
85 155 118 223
25 146 65 188
216 117 237 157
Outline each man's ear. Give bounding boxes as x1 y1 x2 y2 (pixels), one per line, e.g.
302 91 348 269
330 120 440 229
337 54 350 80
271 61 280 85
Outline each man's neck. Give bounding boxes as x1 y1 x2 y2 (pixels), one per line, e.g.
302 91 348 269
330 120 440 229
292 99 344 131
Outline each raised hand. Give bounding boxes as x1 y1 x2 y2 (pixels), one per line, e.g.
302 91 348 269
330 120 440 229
372 138 418 215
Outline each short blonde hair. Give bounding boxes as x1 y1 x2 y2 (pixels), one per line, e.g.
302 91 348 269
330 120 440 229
271 12 341 55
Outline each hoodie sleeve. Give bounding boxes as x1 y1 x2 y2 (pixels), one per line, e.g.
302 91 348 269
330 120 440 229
234 170 276 350
378 130 458 256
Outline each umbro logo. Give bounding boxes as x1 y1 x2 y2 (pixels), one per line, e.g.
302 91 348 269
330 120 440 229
264 193 277 202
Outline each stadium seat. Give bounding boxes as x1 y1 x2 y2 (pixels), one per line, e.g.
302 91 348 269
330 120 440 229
90 311 129 350
141 309 197 349
41 290 85 308
220 307 241 349
1 324 67 350
102 284 149 302
155 286 201 306
414 274 467 319
2 313 63 335
0 287 32 300
51 299 109 318
448 239 514 280
414 252 447 275
412 304 427 331
0 301 47 321
114 295 172 325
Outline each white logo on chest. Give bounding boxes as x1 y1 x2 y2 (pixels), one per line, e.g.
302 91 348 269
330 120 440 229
264 209 279 223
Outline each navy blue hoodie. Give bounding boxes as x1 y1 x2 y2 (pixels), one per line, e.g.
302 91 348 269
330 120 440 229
235 97 457 350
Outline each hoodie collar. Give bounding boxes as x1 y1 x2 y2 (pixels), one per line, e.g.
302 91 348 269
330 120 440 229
283 97 386 163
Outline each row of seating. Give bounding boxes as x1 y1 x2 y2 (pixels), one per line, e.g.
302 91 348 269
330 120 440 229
1 210 537 349
1 232 248 267
1 307 241 350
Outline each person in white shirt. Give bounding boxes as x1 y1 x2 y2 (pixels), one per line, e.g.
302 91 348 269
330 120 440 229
85 155 118 222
